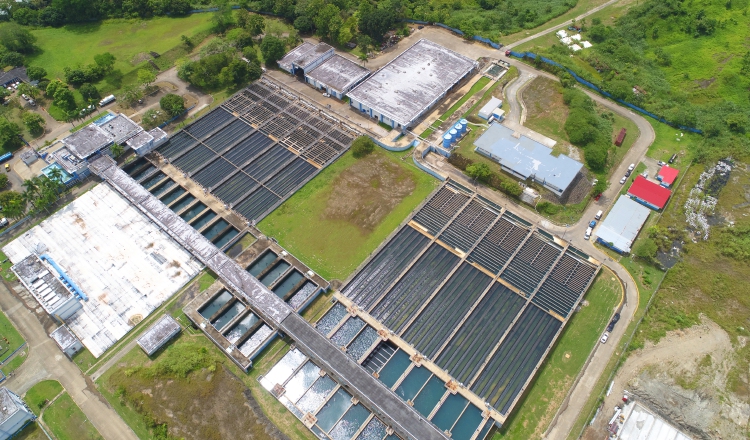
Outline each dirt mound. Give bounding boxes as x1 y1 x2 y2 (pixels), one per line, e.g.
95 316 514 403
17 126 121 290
323 153 416 231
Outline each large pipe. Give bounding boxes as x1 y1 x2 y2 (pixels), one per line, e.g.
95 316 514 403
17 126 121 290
39 254 88 301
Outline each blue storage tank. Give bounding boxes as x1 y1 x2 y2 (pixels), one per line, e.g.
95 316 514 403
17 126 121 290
460 119 469 133
449 129 458 139
454 122 465 135
442 134 453 149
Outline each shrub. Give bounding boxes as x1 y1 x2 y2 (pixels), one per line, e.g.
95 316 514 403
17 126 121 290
537 200 562 215
160 94 185 117
447 153 473 170
634 238 658 261
466 162 491 183
351 136 375 158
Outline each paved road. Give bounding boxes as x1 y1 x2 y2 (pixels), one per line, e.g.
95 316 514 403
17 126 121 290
390 24 654 439
505 0 625 50
0 284 139 440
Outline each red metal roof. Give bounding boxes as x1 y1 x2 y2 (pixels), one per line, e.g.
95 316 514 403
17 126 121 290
627 176 671 209
657 165 679 185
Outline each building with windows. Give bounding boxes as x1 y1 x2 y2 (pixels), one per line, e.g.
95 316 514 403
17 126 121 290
627 176 671 210
595 195 651 254
347 39 477 129
278 42 334 76
0 388 35 440
474 123 583 195
304 55 370 100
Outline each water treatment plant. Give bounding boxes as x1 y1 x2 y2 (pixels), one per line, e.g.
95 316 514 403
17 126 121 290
1 35 619 440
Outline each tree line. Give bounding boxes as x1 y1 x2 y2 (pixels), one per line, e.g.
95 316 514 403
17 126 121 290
0 167 66 221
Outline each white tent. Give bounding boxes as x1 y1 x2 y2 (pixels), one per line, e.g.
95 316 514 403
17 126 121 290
556 30 568 38
571 33 582 41
582 41 593 48
570 44 582 52
561 37 573 45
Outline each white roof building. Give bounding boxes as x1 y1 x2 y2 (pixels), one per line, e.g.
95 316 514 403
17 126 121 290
478 97 503 120
595 196 651 253
347 39 478 129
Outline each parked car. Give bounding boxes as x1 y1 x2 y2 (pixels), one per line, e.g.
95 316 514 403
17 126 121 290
591 178 598 186
607 313 621 332
600 332 609 344
0 218 8 228
28 99 36 106
619 176 627 184
584 227 593 240
641 171 649 179
21 94 28 101
4 163 10 172
628 163 635 171
657 160 666 166
589 220 597 228
669 154 677 164
418 25 424 29
594 194 602 202
595 210 603 220
625 169 632 177
505 50 511 56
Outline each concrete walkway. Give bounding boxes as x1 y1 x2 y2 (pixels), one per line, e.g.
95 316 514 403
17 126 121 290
0 284 138 440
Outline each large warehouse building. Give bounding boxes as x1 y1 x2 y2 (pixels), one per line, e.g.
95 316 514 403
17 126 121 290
474 123 583 195
347 39 478 129
305 54 370 99
595 195 651 253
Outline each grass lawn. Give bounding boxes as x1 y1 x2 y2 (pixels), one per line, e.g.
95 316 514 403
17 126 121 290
646 120 701 163
258 148 438 281
24 380 64 415
72 349 97 372
420 76 491 138
0 250 18 282
494 268 621 439
96 333 316 440
42 393 103 440
196 270 218 292
501 0 615 45
0 303 26 375
13 423 48 440
28 16 214 85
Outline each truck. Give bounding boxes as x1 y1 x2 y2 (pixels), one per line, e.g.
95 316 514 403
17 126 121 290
99 94 116 107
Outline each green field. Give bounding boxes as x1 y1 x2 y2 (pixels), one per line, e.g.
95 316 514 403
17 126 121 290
24 380 64 415
42 393 103 440
0 305 26 375
494 269 620 439
259 148 438 281
28 16 214 91
97 333 316 440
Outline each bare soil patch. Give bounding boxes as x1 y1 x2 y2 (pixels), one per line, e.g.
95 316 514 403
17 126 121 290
132 52 151 64
522 76 569 143
323 154 416 231
583 317 749 440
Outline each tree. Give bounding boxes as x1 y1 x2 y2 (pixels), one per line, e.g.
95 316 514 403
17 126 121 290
22 112 45 136
466 162 491 183
137 68 157 88
247 62 262 82
17 83 40 99
634 237 657 261
246 14 266 36
38 6 65 26
79 83 100 101
93 52 116 74
110 143 124 158
236 9 251 29
0 191 26 219
45 79 66 98
211 0 234 33
0 23 36 54
26 66 47 82
242 46 259 64
584 144 608 171
260 36 286 66
358 2 396 42
181 35 194 49
119 85 144 107
219 59 251 87
1 52 24 68
160 93 185 117
53 87 76 112
0 119 23 152
351 136 375 158
314 4 341 39
0 175 8 189
13 8 40 26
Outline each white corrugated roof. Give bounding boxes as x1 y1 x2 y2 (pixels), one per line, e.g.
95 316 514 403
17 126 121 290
595 196 651 253
618 402 693 440
479 97 502 119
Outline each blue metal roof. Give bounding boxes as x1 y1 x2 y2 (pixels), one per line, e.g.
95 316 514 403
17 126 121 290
474 123 583 192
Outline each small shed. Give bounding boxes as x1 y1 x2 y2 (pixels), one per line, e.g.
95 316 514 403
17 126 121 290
656 165 679 187
0 388 35 440
137 315 181 356
478 97 502 120
50 326 83 358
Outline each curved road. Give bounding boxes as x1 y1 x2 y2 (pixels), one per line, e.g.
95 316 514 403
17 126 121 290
412 26 656 440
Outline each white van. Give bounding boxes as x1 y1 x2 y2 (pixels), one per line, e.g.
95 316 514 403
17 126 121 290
584 227 593 240
595 210 603 220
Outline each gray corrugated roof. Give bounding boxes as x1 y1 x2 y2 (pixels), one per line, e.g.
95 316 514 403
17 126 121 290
0 388 21 424
306 55 370 94
474 123 583 192
137 314 181 355
50 326 78 350
347 39 477 126
595 196 651 253
278 42 315 71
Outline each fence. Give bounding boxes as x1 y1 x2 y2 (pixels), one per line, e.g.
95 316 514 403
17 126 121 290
508 51 703 134
0 216 31 240
0 343 27 366
402 19 503 49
